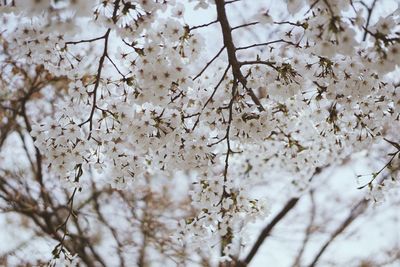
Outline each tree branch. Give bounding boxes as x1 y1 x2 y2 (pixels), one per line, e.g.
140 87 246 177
215 0 265 111
242 197 300 265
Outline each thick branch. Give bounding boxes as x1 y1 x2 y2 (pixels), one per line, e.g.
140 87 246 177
215 0 264 111
243 197 300 265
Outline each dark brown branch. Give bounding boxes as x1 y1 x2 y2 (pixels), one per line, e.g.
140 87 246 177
239 60 278 70
106 54 126 78
79 0 120 133
237 39 299 51
189 20 219 31
215 0 265 111
242 197 300 265
225 0 241 4
193 46 225 81
202 64 231 110
218 80 238 259
231 21 259 31
79 29 111 133
191 64 230 131
241 166 328 266
231 20 304 32
65 35 107 46
362 0 378 41
358 149 400 189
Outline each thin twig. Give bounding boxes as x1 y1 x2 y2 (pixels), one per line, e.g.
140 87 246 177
192 46 225 81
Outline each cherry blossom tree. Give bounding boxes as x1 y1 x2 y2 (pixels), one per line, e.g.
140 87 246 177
0 0 399 266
